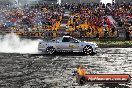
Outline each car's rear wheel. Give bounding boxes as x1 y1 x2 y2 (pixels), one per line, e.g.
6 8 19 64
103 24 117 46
46 46 55 54
83 45 93 55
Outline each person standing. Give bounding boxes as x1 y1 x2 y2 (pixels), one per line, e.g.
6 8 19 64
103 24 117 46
125 29 130 41
96 32 100 42
76 65 86 76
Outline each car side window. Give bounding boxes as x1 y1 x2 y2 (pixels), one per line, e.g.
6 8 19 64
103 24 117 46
62 37 70 42
69 38 76 43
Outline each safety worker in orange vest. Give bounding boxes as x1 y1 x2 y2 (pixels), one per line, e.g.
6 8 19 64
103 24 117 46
76 65 86 76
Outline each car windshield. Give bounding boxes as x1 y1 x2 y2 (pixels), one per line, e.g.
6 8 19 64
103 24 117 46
71 37 81 43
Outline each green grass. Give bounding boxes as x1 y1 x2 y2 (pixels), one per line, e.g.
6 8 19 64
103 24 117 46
95 41 132 45
79 38 132 45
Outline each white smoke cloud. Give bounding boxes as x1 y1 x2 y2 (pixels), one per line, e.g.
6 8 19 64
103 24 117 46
0 33 40 54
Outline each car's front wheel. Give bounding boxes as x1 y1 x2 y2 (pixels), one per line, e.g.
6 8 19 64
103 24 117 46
46 46 55 54
83 45 93 55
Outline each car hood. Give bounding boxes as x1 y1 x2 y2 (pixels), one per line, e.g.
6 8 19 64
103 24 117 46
83 41 97 46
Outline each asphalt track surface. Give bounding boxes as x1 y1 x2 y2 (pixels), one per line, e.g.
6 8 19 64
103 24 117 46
0 48 132 88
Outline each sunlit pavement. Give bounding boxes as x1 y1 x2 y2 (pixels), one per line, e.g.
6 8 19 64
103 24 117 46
0 48 131 88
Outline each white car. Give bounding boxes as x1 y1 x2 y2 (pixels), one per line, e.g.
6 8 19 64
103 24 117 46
38 36 98 55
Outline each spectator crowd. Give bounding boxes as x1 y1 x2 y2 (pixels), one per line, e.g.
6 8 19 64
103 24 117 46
0 3 64 38
0 2 132 39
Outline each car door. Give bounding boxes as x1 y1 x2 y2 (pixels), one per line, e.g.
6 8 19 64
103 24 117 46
58 37 72 51
68 37 80 52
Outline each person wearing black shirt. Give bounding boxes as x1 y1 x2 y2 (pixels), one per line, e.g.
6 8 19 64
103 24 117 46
125 29 130 41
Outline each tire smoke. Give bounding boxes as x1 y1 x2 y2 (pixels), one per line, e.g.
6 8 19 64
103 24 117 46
0 33 40 54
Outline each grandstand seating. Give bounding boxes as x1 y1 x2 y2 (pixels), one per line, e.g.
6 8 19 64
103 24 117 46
1 3 132 38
